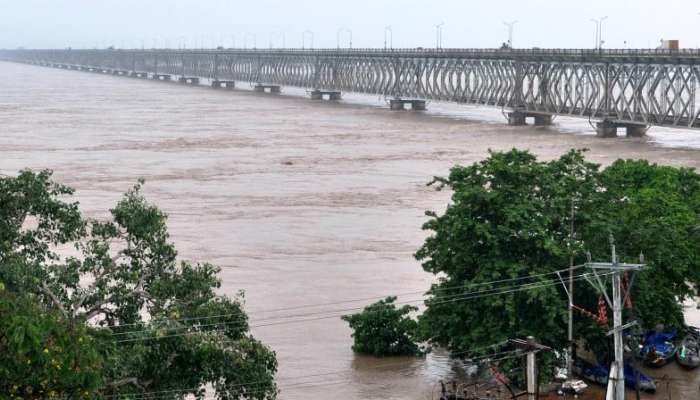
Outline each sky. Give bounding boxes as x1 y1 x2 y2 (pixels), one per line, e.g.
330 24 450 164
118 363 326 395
1 0 699 50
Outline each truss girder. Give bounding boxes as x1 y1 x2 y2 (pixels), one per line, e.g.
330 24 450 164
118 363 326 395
4 49 700 129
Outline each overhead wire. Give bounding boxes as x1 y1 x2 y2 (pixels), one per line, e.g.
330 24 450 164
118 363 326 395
114 271 610 343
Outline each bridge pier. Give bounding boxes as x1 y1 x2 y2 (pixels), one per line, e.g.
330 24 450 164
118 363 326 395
309 90 342 101
212 80 236 89
389 99 426 111
254 84 281 93
152 74 171 81
129 71 149 79
178 76 200 85
596 120 648 138
508 111 554 126
112 70 129 76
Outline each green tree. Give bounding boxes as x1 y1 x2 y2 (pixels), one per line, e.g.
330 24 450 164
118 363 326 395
0 286 105 400
342 297 421 356
0 170 277 399
415 149 700 380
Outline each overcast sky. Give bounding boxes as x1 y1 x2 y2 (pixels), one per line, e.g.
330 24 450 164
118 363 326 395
1 0 699 50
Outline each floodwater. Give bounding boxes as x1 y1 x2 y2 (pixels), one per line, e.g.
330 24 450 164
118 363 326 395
1 61 700 400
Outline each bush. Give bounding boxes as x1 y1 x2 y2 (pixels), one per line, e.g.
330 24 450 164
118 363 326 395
342 296 421 356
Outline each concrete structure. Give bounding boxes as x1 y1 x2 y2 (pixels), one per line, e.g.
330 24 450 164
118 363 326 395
4 48 700 134
129 71 149 79
309 90 341 100
212 80 235 89
254 84 281 93
596 120 648 138
178 76 200 85
508 111 553 126
389 99 426 111
152 74 171 81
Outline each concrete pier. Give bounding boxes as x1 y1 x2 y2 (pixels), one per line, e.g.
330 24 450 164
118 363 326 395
152 74 172 81
596 120 648 138
129 71 149 79
309 90 342 101
212 80 236 89
112 70 129 76
389 99 426 111
178 77 200 85
508 111 554 126
254 85 281 93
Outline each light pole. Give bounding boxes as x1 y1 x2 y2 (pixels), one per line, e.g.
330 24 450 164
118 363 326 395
384 25 393 49
302 30 314 49
337 27 352 49
268 32 285 49
230 35 236 49
435 22 444 49
503 20 518 49
591 16 608 50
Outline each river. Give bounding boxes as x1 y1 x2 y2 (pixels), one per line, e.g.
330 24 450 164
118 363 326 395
1 61 700 400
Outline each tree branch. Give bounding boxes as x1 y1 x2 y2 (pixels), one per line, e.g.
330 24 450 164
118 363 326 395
40 283 70 320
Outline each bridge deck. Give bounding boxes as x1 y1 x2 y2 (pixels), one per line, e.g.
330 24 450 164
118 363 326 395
2 48 699 130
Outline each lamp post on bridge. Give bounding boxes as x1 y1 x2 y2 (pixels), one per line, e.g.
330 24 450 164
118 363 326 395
591 16 608 50
384 26 393 50
503 20 517 49
302 30 314 49
269 32 286 49
435 22 444 49
337 28 352 49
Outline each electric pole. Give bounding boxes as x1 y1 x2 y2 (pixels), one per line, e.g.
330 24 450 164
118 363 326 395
583 237 644 400
510 337 551 400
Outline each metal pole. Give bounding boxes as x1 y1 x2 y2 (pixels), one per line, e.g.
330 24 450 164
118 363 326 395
567 199 575 379
611 244 625 400
599 16 608 49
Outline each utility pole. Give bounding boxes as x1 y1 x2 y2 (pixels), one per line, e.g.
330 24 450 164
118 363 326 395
510 337 551 400
567 199 575 379
584 237 644 400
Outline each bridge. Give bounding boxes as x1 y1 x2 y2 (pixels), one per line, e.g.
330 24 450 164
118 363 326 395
2 48 700 137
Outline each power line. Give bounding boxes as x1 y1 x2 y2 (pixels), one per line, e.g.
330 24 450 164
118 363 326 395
107 264 588 329
109 266 591 336
114 271 610 343
105 344 526 399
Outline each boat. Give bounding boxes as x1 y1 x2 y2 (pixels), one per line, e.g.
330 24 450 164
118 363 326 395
572 358 656 393
676 332 700 369
639 330 677 367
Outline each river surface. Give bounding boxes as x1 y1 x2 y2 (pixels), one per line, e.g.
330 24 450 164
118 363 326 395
1 61 700 400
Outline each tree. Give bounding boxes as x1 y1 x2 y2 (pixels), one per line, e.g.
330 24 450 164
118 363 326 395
342 297 421 356
414 149 700 381
0 286 104 399
0 170 278 399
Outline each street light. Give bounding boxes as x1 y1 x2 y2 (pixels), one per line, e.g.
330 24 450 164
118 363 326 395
302 30 314 49
503 20 518 49
435 22 444 49
591 16 608 50
384 25 393 50
269 32 286 49
337 27 352 49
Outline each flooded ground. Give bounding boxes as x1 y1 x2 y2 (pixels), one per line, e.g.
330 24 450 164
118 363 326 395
1 61 700 400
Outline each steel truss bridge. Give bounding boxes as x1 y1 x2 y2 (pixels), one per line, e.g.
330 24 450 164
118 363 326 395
2 48 700 131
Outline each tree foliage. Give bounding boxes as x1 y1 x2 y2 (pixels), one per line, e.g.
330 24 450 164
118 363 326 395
415 149 700 379
342 296 421 356
0 170 277 399
0 288 105 399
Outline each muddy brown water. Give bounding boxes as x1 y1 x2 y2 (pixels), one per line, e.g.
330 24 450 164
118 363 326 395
2 61 700 400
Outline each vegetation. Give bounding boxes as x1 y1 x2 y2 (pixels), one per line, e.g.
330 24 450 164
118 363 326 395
0 170 277 399
413 149 700 380
342 296 421 356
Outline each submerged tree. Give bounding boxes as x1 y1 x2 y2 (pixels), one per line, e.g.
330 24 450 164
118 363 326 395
0 170 277 399
414 149 700 380
342 296 421 356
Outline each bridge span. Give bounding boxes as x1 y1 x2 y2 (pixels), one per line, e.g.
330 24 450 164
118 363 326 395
2 48 700 137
